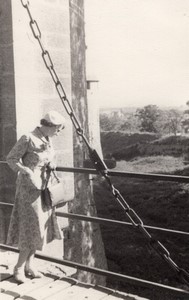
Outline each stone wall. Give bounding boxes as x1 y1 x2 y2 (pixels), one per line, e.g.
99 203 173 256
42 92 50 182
0 0 17 243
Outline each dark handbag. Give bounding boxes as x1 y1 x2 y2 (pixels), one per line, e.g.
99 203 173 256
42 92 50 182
41 188 52 209
41 168 73 208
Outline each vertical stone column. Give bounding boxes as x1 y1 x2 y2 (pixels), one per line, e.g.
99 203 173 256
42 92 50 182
64 0 107 285
0 0 17 242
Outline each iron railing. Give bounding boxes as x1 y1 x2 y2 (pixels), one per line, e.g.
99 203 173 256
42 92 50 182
0 243 188 299
0 164 189 298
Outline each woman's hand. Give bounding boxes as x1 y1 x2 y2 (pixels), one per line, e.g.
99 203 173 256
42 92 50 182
47 162 56 171
20 166 33 176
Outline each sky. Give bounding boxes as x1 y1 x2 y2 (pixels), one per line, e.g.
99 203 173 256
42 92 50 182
84 0 189 108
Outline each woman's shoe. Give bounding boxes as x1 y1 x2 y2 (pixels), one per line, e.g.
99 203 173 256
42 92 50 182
13 266 29 283
25 266 43 278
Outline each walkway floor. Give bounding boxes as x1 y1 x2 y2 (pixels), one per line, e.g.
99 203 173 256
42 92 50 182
0 250 148 300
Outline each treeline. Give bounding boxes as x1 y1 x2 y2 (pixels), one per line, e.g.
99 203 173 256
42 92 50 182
100 104 185 135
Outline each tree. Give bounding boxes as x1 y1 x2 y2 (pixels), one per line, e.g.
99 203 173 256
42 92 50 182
119 113 140 133
162 109 182 135
181 101 189 133
100 114 113 131
135 105 160 133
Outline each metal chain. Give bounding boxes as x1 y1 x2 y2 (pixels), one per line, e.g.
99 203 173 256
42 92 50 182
20 0 189 286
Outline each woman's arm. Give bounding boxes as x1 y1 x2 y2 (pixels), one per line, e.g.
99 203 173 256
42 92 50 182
6 134 32 175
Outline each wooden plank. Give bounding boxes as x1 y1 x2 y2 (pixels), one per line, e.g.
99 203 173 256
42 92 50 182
0 251 18 267
0 250 17 285
0 251 149 300
0 273 13 282
17 277 77 300
0 277 19 292
0 292 15 300
1 274 57 300
77 285 114 300
38 261 76 278
43 282 114 300
43 282 93 300
103 295 129 300
0 265 13 282
102 291 148 300
0 251 76 278
0 266 10 273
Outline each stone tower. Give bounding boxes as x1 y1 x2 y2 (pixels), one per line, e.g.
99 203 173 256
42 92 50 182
0 0 107 285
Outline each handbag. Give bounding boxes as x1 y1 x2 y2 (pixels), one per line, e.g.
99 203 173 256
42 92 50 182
41 168 72 208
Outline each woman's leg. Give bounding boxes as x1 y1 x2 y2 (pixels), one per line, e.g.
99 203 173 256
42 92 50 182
25 249 43 278
25 250 35 270
15 249 30 269
14 249 30 283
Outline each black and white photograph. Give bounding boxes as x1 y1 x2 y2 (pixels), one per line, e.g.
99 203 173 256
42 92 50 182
0 1 189 299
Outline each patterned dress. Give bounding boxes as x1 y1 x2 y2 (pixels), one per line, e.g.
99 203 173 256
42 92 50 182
6 127 62 251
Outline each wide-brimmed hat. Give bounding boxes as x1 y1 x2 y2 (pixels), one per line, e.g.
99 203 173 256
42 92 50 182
42 110 66 126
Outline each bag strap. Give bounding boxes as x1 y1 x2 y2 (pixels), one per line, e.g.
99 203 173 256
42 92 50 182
44 164 60 188
52 169 60 183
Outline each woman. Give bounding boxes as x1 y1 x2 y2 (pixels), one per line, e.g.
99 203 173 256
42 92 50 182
6 110 66 283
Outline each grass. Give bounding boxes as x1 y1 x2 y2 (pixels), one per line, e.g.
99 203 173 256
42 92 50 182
93 155 189 299
101 132 189 161
115 155 186 174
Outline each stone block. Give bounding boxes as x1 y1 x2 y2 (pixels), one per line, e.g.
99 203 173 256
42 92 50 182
0 29 13 47
0 206 12 244
0 74 15 98
0 45 14 74
0 0 13 29
0 97 16 126
2 125 17 158
0 163 16 201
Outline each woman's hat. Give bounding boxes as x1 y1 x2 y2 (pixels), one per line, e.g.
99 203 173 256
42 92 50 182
43 110 66 126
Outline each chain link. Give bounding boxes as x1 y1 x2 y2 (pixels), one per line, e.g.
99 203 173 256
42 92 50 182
20 0 189 287
42 50 54 70
138 224 152 240
30 20 41 39
55 82 66 100
149 238 170 258
21 0 29 9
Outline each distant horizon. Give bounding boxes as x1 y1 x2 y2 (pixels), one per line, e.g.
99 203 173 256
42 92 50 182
100 104 186 110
